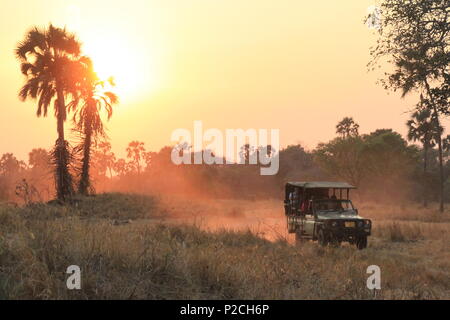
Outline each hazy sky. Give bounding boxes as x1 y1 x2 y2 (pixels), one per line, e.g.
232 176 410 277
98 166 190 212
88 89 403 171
0 0 424 161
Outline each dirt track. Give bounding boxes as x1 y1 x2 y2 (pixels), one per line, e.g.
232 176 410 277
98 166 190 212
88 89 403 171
157 197 289 241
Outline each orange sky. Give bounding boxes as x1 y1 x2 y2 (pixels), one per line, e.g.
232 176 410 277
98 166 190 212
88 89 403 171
0 0 432 161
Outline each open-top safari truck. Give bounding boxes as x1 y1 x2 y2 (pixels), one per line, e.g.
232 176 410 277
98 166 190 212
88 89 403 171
284 182 371 249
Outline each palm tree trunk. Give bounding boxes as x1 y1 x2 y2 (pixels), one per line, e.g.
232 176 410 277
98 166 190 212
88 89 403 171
79 131 92 196
423 144 428 208
79 109 93 196
55 86 73 201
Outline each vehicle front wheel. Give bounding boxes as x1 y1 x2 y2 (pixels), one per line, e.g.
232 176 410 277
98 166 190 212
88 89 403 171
356 236 367 250
329 236 341 248
317 229 328 247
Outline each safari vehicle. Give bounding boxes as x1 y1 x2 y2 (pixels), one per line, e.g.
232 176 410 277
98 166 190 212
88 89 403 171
284 182 371 249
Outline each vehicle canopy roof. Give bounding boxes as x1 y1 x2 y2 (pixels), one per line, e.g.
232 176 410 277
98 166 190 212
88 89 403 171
286 181 356 189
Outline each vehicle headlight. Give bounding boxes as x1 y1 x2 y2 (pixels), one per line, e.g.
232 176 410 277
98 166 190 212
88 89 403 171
331 221 338 227
364 220 371 227
357 221 363 228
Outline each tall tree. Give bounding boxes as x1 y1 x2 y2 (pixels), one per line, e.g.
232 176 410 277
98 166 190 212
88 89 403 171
336 117 359 138
16 24 81 201
406 106 441 207
315 136 366 188
369 0 450 212
239 143 254 164
0 153 27 201
126 141 146 175
28 148 50 170
93 141 117 179
28 148 53 200
113 158 129 177
71 57 118 195
0 153 26 176
315 129 419 200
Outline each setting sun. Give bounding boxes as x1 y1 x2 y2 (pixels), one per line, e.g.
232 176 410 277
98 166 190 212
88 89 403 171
82 36 155 100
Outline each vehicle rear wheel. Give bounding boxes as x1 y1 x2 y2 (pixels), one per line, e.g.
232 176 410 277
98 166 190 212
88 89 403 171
317 229 328 247
356 236 367 250
287 216 296 233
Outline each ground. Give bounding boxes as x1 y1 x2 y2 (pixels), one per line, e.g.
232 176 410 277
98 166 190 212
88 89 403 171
0 193 449 299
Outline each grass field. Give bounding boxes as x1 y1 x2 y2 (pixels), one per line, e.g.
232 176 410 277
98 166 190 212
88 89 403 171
0 193 449 299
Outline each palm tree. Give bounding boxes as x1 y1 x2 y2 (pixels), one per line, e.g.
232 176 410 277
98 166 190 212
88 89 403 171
71 57 118 196
16 24 81 201
406 108 441 207
336 117 359 139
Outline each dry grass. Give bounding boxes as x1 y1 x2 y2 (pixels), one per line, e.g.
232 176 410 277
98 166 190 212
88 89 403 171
359 202 450 223
373 220 450 242
0 194 449 300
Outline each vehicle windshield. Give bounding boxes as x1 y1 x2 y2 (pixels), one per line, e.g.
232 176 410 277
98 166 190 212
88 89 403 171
313 199 355 213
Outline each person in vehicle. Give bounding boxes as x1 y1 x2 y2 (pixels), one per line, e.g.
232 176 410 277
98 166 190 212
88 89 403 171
289 191 294 206
300 198 306 212
289 189 300 213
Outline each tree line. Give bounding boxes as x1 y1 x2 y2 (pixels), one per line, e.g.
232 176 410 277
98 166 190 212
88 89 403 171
2 117 450 206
